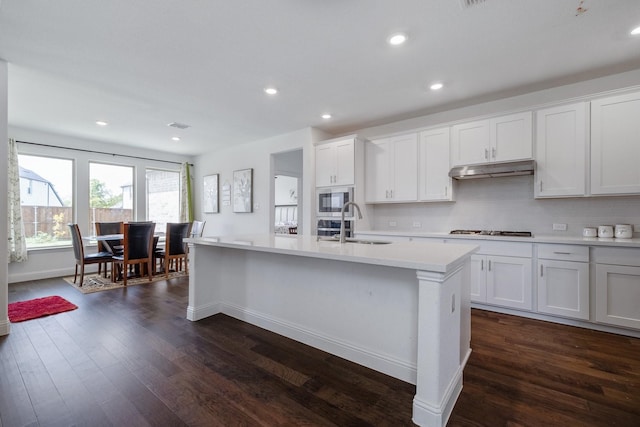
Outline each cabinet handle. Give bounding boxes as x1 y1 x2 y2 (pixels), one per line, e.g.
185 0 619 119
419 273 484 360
480 259 484 271
488 260 491 271
390 189 393 198
553 251 571 255
540 264 543 277
492 147 496 159
539 181 543 192
444 186 448 196
484 149 489 160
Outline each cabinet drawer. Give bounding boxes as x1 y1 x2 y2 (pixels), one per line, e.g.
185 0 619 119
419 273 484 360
592 247 640 267
537 244 588 262
470 240 533 258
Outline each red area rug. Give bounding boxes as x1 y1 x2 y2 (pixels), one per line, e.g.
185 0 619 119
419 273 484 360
8 295 78 322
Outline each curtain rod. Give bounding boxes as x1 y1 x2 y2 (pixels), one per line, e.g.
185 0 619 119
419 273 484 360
16 140 193 166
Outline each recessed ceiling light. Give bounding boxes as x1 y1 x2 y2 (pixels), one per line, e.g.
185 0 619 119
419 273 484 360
388 33 408 46
264 87 278 95
172 137 181 142
430 82 444 91
95 120 108 126
631 26 640 35
322 114 332 119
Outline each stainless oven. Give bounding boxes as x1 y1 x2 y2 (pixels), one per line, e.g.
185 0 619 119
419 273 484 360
317 219 353 238
317 187 354 217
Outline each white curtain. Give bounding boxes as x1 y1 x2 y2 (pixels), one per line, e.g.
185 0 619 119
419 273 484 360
8 138 28 263
179 162 194 222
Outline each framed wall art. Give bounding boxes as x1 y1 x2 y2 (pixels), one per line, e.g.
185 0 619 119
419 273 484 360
203 174 219 213
233 168 253 213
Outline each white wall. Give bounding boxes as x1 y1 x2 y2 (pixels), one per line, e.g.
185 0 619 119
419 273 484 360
7 126 193 283
1 59 9 335
194 127 329 237
369 175 640 237
351 69 640 237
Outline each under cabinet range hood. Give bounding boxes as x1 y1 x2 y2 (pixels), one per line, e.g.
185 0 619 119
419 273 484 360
448 160 535 180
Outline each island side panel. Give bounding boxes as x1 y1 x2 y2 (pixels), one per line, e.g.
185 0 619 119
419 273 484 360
187 243 230 320
190 243 420 383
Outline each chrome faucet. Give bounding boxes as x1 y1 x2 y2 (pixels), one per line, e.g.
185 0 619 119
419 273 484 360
339 201 363 243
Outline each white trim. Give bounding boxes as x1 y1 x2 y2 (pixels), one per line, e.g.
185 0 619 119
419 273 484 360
0 319 10 336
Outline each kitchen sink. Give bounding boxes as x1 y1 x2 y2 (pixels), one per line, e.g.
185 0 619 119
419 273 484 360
344 238 392 245
316 237 392 245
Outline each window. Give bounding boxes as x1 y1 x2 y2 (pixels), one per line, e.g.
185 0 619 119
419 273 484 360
89 162 134 234
146 168 180 232
18 154 74 248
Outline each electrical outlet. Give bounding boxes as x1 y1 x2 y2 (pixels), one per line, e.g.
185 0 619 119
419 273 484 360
412 221 422 228
552 223 567 231
389 221 397 227
254 203 260 211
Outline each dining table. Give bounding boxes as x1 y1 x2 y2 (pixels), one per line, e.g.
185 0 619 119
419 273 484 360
83 233 166 280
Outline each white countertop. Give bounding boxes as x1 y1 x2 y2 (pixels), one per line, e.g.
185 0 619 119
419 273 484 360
185 234 478 273
355 230 640 248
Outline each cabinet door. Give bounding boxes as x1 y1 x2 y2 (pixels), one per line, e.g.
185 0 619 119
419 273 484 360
596 264 640 329
451 120 490 166
315 143 335 187
538 260 589 320
591 92 640 195
470 255 487 303
419 127 453 201
490 112 532 163
535 103 587 197
390 133 418 202
486 256 532 310
365 138 390 202
334 139 355 186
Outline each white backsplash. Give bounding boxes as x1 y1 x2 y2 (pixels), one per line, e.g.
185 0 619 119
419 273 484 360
368 175 640 237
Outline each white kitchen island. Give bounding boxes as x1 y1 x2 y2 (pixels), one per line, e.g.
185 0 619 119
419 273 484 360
184 234 477 427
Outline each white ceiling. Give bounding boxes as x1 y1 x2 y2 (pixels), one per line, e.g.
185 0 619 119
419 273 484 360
1 0 639 156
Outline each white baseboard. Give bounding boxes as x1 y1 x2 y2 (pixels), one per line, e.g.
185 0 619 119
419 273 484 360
412 362 464 427
9 267 78 284
186 302 221 321
220 302 417 384
0 319 10 336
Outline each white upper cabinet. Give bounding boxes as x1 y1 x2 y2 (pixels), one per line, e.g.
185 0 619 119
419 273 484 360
451 111 532 166
419 127 453 201
315 138 355 187
535 102 587 198
591 91 640 195
365 133 418 203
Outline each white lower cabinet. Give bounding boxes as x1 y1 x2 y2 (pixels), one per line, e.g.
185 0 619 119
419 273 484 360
485 255 533 310
536 244 590 320
594 246 640 329
468 241 533 311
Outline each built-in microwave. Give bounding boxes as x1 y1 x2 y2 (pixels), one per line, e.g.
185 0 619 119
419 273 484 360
317 187 354 217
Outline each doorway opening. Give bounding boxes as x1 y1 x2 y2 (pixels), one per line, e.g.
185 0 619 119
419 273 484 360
271 149 303 235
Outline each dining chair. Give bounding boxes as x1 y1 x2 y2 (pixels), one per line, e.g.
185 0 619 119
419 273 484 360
156 222 191 278
190 220 206 238
111 222 155 286
68 224 114 287
95 221 124 277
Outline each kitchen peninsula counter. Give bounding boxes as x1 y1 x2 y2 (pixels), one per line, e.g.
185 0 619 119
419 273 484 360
185 234 477 427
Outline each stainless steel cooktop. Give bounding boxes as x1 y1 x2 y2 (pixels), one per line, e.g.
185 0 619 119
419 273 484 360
449 230 533 237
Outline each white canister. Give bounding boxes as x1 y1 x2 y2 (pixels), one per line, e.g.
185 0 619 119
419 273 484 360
582 227 597 237
598 225 614 238
615 224 633 239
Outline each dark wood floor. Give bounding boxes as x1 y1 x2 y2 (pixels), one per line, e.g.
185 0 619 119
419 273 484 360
2 277 639 427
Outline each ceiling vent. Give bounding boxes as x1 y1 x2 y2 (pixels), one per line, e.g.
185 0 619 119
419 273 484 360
460 0 487 9
167 122 191 130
